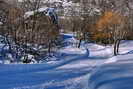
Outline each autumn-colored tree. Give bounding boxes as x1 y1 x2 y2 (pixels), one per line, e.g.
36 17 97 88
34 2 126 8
93 11 127 55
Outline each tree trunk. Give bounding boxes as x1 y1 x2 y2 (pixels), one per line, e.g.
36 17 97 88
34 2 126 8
83 32 86 41
78 39 82 48
114 40 117 56
114 39 121 56
48 40 51 55
116 39 121 54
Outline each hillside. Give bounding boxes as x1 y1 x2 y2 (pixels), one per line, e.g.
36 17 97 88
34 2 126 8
0 0 133 89
1 34 133 89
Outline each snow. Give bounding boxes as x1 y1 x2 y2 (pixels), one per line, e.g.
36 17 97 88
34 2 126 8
24 7 48 18
24 7 58 24
60 46 86 55
0 0 132 88
43 0 63 3
24 7 57 18
0 34 133 89
88 40 133 89
88 60 133 89
0 22 3 25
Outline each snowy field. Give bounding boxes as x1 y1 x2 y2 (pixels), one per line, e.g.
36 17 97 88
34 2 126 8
1 34 133 89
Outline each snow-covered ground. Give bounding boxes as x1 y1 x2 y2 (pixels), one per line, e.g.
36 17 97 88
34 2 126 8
88 41 133 89
1 34 133 89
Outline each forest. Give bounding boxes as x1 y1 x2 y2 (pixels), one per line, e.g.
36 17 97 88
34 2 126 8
0 0 132 63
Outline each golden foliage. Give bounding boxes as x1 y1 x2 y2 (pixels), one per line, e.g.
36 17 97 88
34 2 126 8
91 11 126 43
93 32 110 39
96 11 124 31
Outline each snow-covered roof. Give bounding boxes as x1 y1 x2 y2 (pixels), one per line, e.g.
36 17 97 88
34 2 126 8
0 22 3 25
43 0 63 3
24 7 48 18
24 7 58 24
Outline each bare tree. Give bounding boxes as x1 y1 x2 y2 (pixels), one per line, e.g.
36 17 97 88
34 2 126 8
0 0 59 63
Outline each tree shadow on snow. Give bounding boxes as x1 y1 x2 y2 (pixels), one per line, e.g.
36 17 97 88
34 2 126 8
120 50 133 55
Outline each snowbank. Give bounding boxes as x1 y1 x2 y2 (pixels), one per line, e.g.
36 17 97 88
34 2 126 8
88 59 133 89
88 40 133 89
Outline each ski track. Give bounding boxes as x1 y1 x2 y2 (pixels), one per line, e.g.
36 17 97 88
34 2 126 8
1 37 133 89
0 46 109 89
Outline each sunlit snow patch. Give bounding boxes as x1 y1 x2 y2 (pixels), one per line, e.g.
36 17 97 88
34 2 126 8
60 46 86 55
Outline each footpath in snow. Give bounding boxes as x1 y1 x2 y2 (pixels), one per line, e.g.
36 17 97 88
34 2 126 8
1 34 133 89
